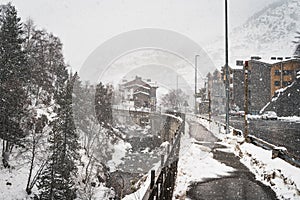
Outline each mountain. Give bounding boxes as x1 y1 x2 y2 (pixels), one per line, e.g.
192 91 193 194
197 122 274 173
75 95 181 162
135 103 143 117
206 0 300 68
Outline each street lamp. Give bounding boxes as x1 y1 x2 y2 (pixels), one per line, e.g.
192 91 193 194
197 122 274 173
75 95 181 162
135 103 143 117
195 54 200 114
244 61 249 139
225 0 230 134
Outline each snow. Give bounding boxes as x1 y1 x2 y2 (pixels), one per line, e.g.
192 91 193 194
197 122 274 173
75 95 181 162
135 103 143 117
247 114 262 120
125 84 151 90
147 81 158 88
238 143 300 200
36 107 56 121
279 116 300 123
133 91 150 96
0 140 45 200
260 102 270 114
193 115 300 200
123 162 161 200
162 113 183 123
206 0 300 68
173 131 235 199
272 81 295 102
0 165 35 200
107 140 132 172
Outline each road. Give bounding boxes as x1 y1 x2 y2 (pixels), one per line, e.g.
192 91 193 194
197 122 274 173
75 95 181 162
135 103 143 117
214 116 300 158
186 121 277 200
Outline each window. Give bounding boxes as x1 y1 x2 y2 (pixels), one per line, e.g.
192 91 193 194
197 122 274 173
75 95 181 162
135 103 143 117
274 70 280 76
274 81 280 86
283 70 293 75
283 81 292 86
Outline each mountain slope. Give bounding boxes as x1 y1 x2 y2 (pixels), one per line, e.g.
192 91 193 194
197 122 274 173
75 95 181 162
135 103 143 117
206 0 300 68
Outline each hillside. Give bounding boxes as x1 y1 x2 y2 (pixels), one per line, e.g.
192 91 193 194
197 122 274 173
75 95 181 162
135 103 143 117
261 72 300 116
206 0 300 68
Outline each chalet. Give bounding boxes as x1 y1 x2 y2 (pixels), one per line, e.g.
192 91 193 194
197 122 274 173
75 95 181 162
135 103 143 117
119 76 158 110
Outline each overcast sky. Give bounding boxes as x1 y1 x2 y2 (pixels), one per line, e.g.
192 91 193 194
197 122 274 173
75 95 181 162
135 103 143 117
5 0 276 72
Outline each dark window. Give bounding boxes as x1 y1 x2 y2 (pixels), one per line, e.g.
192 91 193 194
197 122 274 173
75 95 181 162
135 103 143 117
274 81 280 86
274 70 280 76
283 70 293 75
283 81 292 86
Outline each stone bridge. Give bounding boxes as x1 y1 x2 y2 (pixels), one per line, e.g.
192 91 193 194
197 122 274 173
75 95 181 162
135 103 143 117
112 108 184 143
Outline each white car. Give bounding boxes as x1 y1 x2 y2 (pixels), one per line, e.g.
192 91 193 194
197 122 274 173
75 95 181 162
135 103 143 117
261 111 278 120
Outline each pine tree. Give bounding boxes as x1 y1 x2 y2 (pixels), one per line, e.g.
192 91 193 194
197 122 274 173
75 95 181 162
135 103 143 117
20 19 73 195
95 82 113 128
0 3 29 166
38 74 79 200
293 31 300 57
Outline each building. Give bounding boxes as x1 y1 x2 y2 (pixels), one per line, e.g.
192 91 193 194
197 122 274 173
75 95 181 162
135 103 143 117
232 67 244 111
270 58 300 97
233 59 272 114
232 57 300 114
232 58 272 114
246 59 272 114
206 70 226 115
198 68 234 115
119 76 158 110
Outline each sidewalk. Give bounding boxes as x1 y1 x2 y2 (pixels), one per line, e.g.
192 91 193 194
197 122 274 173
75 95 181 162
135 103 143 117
173 120 277 200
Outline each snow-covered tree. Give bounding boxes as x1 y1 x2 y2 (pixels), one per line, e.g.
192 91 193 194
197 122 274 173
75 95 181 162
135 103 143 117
37 74 79 200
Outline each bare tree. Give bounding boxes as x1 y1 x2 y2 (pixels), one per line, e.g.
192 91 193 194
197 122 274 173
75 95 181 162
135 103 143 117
161 89 189 110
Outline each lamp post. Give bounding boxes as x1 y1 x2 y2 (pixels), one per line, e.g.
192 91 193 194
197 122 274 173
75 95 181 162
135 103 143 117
244 61 249 139
176 74 179 110
195 54 199 114
225 0 230 134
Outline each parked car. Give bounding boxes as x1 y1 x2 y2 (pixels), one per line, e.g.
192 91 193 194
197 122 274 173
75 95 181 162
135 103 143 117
229 110 245 117
261 111 278 120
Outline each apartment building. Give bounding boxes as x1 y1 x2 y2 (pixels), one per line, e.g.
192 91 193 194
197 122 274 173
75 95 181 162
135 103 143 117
270 59 300 96
119 76 158 110
232 59 272 114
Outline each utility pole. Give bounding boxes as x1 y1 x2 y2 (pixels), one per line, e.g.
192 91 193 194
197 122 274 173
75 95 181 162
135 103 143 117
244 61 249 140
280 60 283 88
176 75 179 109
225 0 230 134
195 55 199 114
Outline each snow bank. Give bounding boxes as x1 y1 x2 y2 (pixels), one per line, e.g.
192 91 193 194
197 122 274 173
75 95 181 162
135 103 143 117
279 116 300 123
0 165 34 200
238 143 300 200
